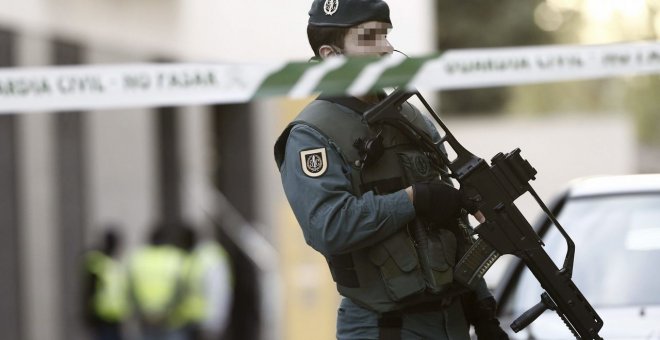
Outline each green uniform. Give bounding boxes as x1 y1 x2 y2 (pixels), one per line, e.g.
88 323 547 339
275 95 491 339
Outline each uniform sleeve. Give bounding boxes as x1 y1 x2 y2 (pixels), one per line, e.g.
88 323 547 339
280 124 416 256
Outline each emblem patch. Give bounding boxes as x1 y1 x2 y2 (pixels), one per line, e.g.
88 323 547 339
324 0 339 16
413 155 430 177
300 148 328 177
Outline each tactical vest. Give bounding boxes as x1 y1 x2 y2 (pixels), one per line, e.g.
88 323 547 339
275 97 466 313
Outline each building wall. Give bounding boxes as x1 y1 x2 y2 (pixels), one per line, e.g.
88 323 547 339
0 27 22 340
16 30 59 340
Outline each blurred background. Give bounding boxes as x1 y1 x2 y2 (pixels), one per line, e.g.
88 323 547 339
0 0 659 339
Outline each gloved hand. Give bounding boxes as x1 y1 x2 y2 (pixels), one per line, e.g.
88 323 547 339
463 295 510 340
412 182 477 224
473 319 509 340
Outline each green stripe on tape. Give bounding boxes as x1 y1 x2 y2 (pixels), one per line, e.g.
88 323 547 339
313 56 379 95
252 61 311 98
369 55 438 92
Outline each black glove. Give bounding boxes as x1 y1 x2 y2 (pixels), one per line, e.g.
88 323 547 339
463 295 510 340
473 319 509 340
412 182 477 224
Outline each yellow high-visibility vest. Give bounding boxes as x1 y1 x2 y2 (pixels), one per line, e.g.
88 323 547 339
128 245 187 327
85 251 129 322
175 242 232 324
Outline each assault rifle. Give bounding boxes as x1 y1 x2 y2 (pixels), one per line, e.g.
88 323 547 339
363 89 604 339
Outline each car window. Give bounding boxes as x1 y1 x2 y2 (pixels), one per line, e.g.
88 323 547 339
508 193 660 314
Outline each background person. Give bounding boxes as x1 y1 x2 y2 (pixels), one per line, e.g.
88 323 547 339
82 226 129 340
128 223 190 340
176 224 234 340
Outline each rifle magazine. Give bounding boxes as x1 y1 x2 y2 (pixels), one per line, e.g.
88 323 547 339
454 238 500 289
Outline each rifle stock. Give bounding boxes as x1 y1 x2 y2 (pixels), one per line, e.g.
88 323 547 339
364 89 604 339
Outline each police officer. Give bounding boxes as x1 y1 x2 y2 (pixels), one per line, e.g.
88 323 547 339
274 0 509 339
177 230 234 340
171 224 233 340
128 224 189 340
83 227 129 340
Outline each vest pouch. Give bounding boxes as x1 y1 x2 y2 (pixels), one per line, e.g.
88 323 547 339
368 230 426 301
425 229 458 293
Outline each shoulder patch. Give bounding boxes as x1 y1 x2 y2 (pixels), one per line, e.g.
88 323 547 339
300 148 328 178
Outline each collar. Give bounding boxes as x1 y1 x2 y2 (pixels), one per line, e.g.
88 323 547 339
317 92 387 115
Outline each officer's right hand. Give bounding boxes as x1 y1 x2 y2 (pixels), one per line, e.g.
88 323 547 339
411 182 478 224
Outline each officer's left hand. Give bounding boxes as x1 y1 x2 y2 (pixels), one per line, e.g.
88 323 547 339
473 318 509 340
464 296 510 340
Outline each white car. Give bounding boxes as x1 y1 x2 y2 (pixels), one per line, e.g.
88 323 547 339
495 174 660 339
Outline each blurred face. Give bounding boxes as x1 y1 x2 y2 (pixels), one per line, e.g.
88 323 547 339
342 21 393 57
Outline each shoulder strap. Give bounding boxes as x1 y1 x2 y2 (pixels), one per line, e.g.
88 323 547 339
274 99 373 169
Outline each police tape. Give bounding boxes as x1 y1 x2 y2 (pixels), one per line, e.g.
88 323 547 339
2 41 660 113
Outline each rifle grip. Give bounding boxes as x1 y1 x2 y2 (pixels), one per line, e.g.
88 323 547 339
511 293 554 333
